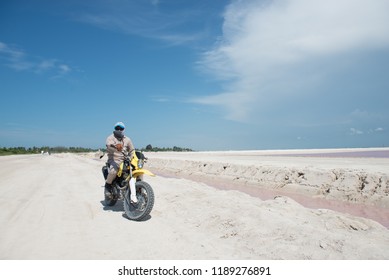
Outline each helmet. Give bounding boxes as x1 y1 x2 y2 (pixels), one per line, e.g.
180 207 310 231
114 122 125 131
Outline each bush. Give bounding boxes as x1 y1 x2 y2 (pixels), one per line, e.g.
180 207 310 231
141 145 193 152
0 146 100 156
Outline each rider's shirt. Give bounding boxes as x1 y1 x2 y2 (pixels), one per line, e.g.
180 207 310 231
105 134 135 164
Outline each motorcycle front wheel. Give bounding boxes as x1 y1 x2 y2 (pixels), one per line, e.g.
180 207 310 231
123 181 154 221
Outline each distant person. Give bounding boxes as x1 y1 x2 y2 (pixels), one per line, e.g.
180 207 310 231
105 122 137 202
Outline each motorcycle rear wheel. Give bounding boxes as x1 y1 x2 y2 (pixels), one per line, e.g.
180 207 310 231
123 181 154 221
104 185 118 206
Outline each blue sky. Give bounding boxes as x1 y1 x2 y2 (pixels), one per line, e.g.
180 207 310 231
1 0 389 151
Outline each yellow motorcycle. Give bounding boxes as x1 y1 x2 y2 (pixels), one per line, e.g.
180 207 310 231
102 151 155 221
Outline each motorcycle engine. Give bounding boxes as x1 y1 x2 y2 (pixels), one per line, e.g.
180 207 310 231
120 180 128 188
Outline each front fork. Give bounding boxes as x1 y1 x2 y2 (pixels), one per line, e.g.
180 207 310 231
120 172 143 202
129 177 137 202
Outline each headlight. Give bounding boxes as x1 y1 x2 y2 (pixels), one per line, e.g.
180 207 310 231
137 159 144 169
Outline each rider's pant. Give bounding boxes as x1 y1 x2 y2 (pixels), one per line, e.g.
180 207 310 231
106 161 119 185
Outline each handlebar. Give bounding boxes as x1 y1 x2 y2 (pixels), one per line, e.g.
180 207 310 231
102 145 144 160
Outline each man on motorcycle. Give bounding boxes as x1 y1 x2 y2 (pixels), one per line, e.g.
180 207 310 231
105 121 137 202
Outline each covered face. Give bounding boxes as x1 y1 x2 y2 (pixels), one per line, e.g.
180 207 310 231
113 121 125 139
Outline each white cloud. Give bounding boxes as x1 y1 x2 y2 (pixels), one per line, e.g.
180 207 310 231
151 0 160 7
76 1 209 46
0 42 24 59
194 0 389 121
152 97 169 103
36 59 57 72
0 41 72 77
348 109 387 126
0 42 32 70
59 64 71 74
350 128 363 135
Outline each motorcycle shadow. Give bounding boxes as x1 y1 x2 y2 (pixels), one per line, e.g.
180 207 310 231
123 213 152 222
100 200 124 212
99 200 152 222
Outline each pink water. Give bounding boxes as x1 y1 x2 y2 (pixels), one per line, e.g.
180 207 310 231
157 170 389 229
274 150 389 158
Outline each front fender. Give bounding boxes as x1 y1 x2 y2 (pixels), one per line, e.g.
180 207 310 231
132 169 155 178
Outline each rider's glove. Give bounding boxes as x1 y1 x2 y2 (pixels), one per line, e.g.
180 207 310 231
116 144 123 152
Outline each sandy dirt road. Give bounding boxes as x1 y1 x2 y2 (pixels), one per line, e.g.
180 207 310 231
0 153 388 260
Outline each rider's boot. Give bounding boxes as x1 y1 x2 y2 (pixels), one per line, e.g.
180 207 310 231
104 183 113 197
129 177 138 204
